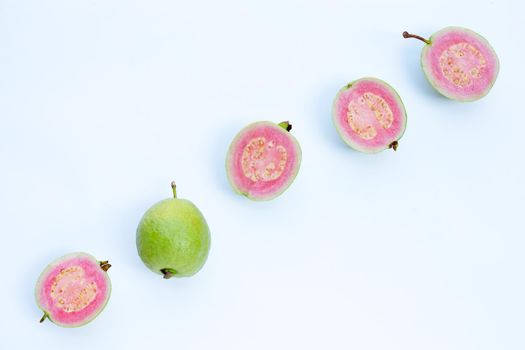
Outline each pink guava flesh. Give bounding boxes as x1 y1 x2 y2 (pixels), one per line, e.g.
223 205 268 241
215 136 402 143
35 253 111 327
332 78 407 153
422 27 499 101
226 121 301 200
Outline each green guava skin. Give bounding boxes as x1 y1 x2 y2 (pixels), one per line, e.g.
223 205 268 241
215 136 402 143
136 195 211 278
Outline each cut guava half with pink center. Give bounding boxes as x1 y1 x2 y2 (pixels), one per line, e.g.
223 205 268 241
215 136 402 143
35 252 111 327
226 121 301 200
332 78 407 153
403 27 499 101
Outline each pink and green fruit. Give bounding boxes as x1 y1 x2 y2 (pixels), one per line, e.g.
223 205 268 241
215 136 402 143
35 252 111 327
332 78 407 153
136 182 211 279
226 121 302 200
403 27 499 101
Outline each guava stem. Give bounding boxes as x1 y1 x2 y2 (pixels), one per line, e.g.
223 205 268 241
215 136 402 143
160 268 177 279
389 141 399 151
171 181 177 198
39 313 48 323
278 121 292 132
402 31 430 45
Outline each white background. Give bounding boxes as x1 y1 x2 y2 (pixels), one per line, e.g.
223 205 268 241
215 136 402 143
1 0 524 349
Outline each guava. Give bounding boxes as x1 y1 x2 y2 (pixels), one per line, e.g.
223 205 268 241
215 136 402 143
136 182 211 279
226 121 302 200
332 77 407 153
35 252 111 327
403 27 499 101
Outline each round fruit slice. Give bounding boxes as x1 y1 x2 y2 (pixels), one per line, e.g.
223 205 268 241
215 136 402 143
403 27 499 101
136 182 211 279
332 78 407 153
35 252 111 327
226 121 302 200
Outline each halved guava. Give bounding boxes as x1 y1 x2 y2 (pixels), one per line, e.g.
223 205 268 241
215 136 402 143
403 27 499 101
332 78 407 153
35 252 111 327
226 121 301 200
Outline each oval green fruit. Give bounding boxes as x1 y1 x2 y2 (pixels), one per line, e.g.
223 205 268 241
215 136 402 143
136 182 211 279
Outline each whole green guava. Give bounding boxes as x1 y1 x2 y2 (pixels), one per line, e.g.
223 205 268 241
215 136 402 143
136 182 211 279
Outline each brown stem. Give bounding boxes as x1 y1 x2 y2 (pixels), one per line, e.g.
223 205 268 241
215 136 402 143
402 31 430 45
39 313 48 323
389 141 399 151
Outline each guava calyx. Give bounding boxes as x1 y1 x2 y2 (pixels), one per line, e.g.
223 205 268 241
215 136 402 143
99 261 112 272
388 141 399 151
278 121 292 132
160 268 178 279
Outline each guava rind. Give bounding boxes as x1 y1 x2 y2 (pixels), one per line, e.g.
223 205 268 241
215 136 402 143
421 27 499 101
226 121 302 201
35 252 111 328
136 198 211 277
332 77 407 153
